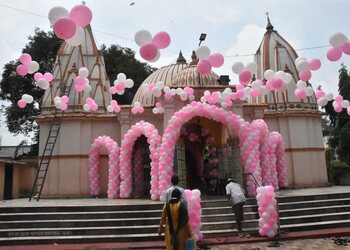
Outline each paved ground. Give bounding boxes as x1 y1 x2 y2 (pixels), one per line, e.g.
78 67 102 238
210 238 349 250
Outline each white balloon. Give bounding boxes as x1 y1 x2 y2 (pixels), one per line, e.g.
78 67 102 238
54 96 61 103
325 93 334 101
204 90 210 96
152 87 160 95
79 67 89 78
221 91 230 99
284 73 293 84
117 89 125 95
224 87 232 93
40 80 50 90
125 79 134 88
84 84 92 92
200 97 206 102
244 87 251 95
152 108 159 114
156 81 164 89
170 89 176 96
55 100 62 108
107 105 114 112
180 93 187 101
296 80 307 89
28 61 39 74
232 62 244 74
275 71 286 82
117 73 127 81
23 94 34 104
188 94 195 101
66 28 84 47
342 100 350 108
296 60 309 72
264 69 275 80
329 32 348 47
196 45 210 60
163 86 170 93
158 107 165 113
221 102 228 108
317 97 328 107
260 86 268 96
134 101 141 107
305 86 314 97
251 80 261 89
134 30 152 46
176 88 183 95
48 6 69 25
295 57 307 65
245 62 258 73
83 103 91 111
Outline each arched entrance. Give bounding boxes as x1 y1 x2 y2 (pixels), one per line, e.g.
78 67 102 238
88 135 119 198
119 121 161 200
158 102 246 199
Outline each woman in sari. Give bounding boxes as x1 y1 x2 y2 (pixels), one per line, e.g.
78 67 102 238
158 188 194 250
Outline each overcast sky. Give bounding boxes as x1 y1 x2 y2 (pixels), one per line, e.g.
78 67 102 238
1 0 350 145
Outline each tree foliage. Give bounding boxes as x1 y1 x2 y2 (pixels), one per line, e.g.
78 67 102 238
0 29 155 141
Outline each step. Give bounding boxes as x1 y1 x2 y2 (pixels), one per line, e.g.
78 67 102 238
280 211 350 225
280 219 350 232
276 192 350 203
279 205 350 217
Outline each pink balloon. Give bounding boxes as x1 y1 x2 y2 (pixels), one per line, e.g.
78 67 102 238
334 95 343 103
16 64 28 76
152 31 171 49
184 87 194 95
239 69 252 85
75 84 84 92
341 41 350 55
315 89 325 99
197 59 212 75
19 53 32 65
230 93 237 100
294 88 306 99
308 58 321 71
60 103 68 111
75 76 86 86
91 103 98 111
53 17 77 40
109 86 117 94
17 99 26 108
69 4 93 27
208 53 224 68
299 69 312 81
44 72 54 82
131 107 138 114
334 103 342 113
115 82 126 91
236 90 244 99
250 88 260 97
86 97 94 105
236 84 244 91
140 43 158 61
272 77 284 90
326 47 342 62
61 95 69 103
110 100 118 107
347 106 350 116
164 92 172 99
114 105 121 113
266 80 274 91
34 72 43 81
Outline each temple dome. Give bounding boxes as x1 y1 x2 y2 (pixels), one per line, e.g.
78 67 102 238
253 16 317 111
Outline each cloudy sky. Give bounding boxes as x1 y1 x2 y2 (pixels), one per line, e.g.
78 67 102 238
1 0 350 145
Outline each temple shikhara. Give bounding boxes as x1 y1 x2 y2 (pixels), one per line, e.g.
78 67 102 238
9 18 328 200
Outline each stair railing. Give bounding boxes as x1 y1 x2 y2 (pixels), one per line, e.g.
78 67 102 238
244 172 280 236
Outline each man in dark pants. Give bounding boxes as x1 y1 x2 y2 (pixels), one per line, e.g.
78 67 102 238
226 178 246 236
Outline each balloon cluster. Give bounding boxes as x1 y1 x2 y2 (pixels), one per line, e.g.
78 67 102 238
16 53 40 76
75 67 91 92
196 45 224 75
54 95 69 111
152 102 165 114
109 73 134 95
264 69 293 92
232 61 258 86
17 94 34 109
327 32 350 62
257 186 278 238
315 89 350 114
131 101 144 114
135 30 171 62
119 121 161 200
185 189 203 241
295 57 321 82
88 135 120 198
158 102 244 198
294 80 314 100
144 81 164 98
34 72 54 90
83 97 98 112
107 100 121 113
50 4 92 46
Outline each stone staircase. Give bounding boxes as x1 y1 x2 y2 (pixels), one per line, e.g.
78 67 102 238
0 191 349 245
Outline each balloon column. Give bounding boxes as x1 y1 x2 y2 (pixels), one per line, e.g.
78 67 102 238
88 135 120 198
185 189 203 241
135 30 171 62
256 186 278 238
50 3 92 46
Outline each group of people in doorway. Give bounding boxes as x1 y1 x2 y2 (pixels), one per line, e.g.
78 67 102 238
158 176 247 250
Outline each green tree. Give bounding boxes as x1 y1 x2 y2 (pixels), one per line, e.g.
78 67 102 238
101 44 155 104
0 29 62 137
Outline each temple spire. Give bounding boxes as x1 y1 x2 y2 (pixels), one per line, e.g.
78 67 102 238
176 51 186 64
266 12 274 31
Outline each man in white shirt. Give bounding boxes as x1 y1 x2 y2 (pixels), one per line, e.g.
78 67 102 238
164 175 188 208
226 178 246 233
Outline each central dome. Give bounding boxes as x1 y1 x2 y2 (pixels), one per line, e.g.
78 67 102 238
133 51 219 106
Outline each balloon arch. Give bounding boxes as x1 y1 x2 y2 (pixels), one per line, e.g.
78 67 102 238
88 102 287 200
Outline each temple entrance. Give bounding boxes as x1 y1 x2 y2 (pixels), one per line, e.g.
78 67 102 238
132 136 151 198
174 118 243 195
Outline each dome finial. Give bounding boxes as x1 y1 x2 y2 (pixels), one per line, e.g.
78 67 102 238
190 50 198 65
176 51 187 64
266 12 274 31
